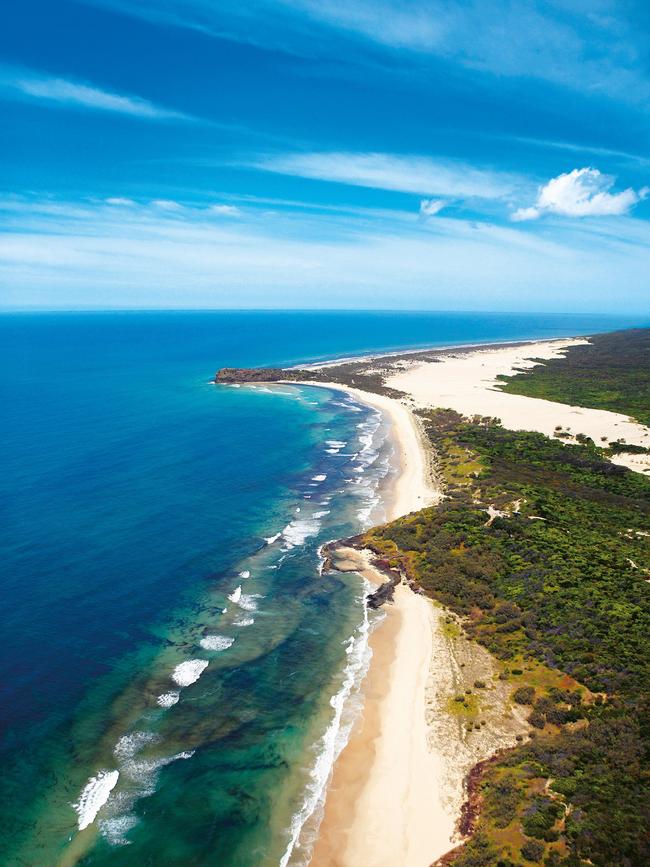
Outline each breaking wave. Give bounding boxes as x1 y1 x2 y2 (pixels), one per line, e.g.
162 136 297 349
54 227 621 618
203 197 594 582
171 659 208 687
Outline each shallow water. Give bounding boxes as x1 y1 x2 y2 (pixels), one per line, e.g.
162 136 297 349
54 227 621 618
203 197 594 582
0 310 642 865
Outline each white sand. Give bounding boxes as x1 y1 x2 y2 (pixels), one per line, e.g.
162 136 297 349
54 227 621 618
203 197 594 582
310 552 457 867
327 584 451 867
385 339 650 475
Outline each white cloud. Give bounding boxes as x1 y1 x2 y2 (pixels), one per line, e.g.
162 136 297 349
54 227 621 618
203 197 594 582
512 168 648 221
151 199 183 210
105 197 136 206
0 66 189 120
419 198 445 217
511 206 541 222
2 192 649 312
254 152 522 200
209 204 242 216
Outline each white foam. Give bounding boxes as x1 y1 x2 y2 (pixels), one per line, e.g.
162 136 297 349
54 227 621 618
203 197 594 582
171 659 208 687
100 813 138 846
326 440 346 448
311 474 327 482
282 517 321 548
74 769 120 830
265 532 282 545
237 593 262 612
279 582 373 866
120 750 194 789
312 510 330 519
114 732 160 762
99 737 195 845
239 570 251 579
325 448 340 454
357 496 380 526
233 616 254 627
108 748 195 834
156 691 179 708
228 585 242 604
200 634 234 651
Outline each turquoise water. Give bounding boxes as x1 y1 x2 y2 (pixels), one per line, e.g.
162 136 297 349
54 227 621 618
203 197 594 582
1 310 645 866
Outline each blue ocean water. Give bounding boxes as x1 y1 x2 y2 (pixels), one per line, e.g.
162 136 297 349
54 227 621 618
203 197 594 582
0 310 645 866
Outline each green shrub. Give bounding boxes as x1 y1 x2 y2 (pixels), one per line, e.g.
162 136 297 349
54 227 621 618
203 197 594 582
513 686 536 705
521 839 545 862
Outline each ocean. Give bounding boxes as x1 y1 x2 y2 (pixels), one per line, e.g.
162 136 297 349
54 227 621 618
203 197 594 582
0 310 644 866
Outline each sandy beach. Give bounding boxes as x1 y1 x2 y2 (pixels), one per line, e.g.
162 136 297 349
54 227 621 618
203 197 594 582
294 381 458 866
312 573 450 867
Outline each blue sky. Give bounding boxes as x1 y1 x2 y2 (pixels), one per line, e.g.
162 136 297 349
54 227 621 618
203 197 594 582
1 0 649 311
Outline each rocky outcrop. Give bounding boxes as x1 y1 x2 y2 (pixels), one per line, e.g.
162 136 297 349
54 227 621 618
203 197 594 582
215 367 302 384
320 538 404 610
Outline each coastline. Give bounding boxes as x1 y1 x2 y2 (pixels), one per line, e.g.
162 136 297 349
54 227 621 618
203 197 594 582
291 381 441 521
290 381 452 866
293 334 650 866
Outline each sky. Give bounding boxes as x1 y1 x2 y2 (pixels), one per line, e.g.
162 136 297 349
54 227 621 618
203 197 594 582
1 0 649 312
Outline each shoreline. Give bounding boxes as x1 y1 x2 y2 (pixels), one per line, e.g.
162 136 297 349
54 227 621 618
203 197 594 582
292 334 650 865
291 379 468 866
289 382 452 866
291 381 441 521
288 333 581 372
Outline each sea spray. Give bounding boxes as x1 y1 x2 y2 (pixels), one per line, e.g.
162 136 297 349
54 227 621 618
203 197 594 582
171 659 209 687
228 586 242 604
74 770 120 830
199 635 235 651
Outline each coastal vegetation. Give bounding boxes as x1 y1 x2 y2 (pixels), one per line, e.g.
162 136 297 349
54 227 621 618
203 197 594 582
497 329 650 428
361 409 650 866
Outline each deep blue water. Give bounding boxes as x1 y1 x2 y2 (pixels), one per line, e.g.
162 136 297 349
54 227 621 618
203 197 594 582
0 310 645 865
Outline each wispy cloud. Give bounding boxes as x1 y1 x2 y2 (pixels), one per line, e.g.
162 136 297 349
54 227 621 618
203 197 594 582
151 199 184 210
508 136 650 168
209 204 242 216
1 193 649 312
512 168 649 221
83 0 650 103
252 152 524 201
419 199 445 218
0 66 190 120
285 0 650 102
